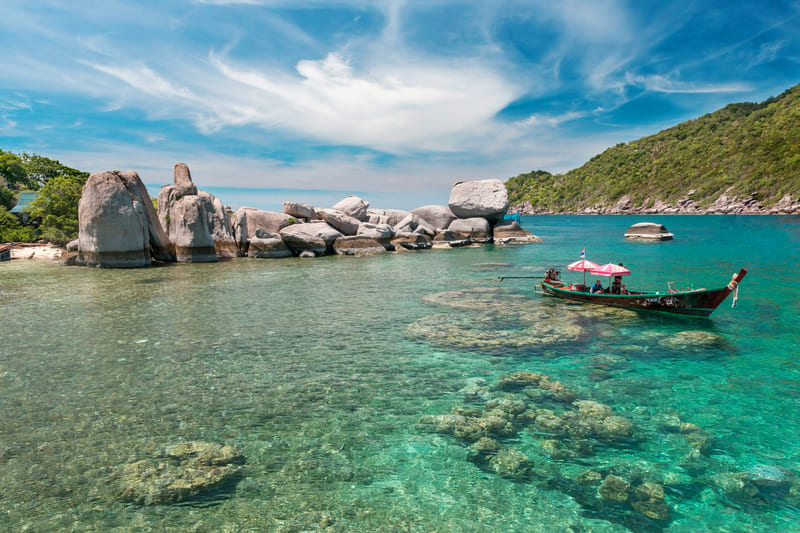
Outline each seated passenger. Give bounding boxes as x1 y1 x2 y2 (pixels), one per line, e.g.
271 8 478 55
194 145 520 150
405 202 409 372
620 284 629 295
590 280 604 294
611 277 622 294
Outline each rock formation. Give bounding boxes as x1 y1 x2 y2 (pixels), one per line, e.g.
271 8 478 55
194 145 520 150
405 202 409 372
410 205 457 231
448 179 509 222
332 195 369 221
77 170 174 268
72 175 540 267
158 164 236 262
624 222 674 241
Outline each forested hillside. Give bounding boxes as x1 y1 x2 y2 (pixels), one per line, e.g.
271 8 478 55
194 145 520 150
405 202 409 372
506 84 800 212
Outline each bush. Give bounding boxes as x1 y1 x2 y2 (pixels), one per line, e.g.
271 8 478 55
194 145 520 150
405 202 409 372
0 206 36 243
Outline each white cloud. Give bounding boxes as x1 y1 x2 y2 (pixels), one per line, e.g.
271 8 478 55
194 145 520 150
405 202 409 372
624 73 750 94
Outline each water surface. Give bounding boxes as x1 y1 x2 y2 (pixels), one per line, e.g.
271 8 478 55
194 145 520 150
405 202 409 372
1 215 799 532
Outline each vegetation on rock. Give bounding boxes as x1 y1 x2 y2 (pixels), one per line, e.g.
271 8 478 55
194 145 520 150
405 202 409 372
506 84 800 212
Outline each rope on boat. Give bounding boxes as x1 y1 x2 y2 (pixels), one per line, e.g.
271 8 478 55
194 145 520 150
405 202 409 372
728 276 739 308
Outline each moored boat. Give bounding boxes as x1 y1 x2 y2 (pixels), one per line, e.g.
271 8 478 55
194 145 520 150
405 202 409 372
539 267 748 317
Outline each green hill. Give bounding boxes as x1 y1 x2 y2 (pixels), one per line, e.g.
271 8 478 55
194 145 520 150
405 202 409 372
506 83 800 212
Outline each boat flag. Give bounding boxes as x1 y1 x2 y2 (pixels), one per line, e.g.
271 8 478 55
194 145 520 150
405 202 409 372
580 248 585 259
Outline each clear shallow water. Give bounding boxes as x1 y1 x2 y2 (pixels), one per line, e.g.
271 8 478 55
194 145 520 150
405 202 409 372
1 215 799 532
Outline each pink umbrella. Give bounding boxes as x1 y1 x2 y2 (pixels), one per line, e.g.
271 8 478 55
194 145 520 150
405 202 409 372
590 263 631 277
567 259 600 272
567 260 600 285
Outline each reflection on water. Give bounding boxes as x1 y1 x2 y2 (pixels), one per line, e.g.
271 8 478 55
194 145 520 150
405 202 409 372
1 216 800 532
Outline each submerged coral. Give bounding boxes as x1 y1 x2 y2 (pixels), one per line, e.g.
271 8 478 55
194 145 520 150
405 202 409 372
114 441 243 505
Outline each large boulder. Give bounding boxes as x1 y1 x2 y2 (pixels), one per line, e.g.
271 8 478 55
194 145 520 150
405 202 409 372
332 196 369 221
447 217 492 243
279 229 326 256
492 220 542 244
173 163 198 198
357 222 395 249
158 164 237 262
282 201 316 220
624 222 674 241
78 170 157 268
231 207 294 255
432 229 472 248
318 208 361 235
280 222 342 254
158 192 218 262
410 205 456 231
391 232 433 251
201 191 237 258
116 171 174 262
332 236 386 256
448 179 509 222
247 231 293 258
367 208 411 226
394 214 435 237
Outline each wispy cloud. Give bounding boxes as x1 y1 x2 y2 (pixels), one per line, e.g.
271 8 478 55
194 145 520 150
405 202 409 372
625 73 750 94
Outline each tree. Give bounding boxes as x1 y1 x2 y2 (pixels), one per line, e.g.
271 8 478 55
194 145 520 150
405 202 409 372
0 150 31 190
20 152 89 189
0 206 35 242
26 174 86 244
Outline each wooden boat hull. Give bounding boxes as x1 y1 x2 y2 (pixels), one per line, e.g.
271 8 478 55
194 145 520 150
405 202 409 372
541 268 747 317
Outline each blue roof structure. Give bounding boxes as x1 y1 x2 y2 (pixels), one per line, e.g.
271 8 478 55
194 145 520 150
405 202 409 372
10 192 38 213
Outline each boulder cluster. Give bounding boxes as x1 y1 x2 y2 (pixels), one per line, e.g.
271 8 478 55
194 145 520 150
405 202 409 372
69 165 539 267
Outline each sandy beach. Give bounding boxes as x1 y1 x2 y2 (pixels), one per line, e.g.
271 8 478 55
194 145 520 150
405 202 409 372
6 243 64 260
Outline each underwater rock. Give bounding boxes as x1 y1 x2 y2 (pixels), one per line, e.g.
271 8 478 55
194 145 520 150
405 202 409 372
494 371 543 391
576 470 603 486
489 447 532 479
115 441 243 505
660 330 726 350
598 474 630 503
630 482 670 520
466 437 500 468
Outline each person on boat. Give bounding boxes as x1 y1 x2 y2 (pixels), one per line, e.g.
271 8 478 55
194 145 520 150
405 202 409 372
590 280 604 294
620 284 629 295
610 276 622 294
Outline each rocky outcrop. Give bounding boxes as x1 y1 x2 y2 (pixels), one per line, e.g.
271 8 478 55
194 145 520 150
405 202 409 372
231 207 294 255
367 208 411 226
158 164 236 262
391 232 433 251
447 217 492 243
624 222 674 241
448 179 509 222
357 222 395 249
282 201 316 220
280 222 342 255
492 220 542 244
318 208 361 235
332 236 386 256
332 195 369 221
512 189 800 215
394 213 435 237
247 230 292 258
73 176 539 267
77 170 172 268
410 205 456 231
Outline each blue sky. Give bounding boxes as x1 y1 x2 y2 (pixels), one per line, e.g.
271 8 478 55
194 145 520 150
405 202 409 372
1 1 799 210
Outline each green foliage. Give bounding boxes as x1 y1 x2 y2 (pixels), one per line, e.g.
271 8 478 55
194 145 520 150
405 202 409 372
0 150 31 190
0 206 36 242
27 174 86 244
19 152 88 189
506 84 800 211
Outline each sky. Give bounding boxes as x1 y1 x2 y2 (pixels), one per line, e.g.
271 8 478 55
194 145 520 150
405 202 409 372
1 1 799 211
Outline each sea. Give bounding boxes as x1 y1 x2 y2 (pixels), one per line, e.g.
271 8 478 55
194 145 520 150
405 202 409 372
1 215 799 532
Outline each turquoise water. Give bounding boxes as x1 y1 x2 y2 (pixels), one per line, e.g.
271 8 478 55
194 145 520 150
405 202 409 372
1 215 799 532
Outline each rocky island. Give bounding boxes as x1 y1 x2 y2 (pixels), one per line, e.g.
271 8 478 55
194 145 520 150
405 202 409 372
65 164 540 268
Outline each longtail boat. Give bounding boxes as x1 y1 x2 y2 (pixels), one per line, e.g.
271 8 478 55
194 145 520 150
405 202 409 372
539 267 748 317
